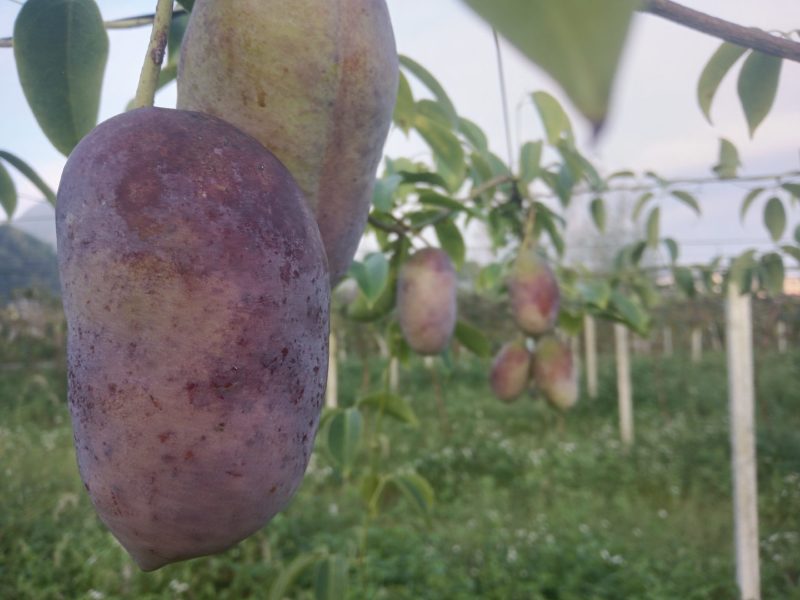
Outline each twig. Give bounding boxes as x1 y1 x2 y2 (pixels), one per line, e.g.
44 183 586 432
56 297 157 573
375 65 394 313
130 0 174 110
641 0 800 62
0 9 187 48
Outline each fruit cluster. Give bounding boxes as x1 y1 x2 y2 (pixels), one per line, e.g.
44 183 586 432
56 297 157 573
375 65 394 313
490 239 578 410
56 1 398 570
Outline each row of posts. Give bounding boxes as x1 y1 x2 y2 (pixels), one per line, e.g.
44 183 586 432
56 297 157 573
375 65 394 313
325 285 767 600
581 287 762 600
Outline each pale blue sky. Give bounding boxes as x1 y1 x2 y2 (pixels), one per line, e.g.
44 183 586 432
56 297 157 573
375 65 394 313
1 1 798 265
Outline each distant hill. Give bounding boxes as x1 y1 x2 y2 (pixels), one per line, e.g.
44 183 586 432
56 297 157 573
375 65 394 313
14 202 57 248
0 225 60 301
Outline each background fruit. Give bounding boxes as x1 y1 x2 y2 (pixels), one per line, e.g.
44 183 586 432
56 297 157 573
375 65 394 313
532 336 578 411
508 244 560 336
177 0 399 283
56 107 330 570
489 341 531 402
397 248 457 355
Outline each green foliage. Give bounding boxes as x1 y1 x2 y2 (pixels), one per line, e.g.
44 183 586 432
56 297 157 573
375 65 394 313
712 138 740 178
0 150 57 206
462 0 637 127
13 0 108 155
764 196 786 242
4 349 800 598
349 253 389 305
737 51 782 137
324 407 363 477
0 161 16 219
697 42 748 122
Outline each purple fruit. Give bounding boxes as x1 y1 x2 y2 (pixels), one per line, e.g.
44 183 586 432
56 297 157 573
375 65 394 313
532 336 578 411
490 341 531 402
508 245 560 336
397 248 457 355
56 107 330 570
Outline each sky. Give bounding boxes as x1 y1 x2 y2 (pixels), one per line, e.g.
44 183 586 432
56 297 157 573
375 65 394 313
1 0 798 267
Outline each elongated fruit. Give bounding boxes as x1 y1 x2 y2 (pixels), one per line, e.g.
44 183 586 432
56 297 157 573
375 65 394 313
532 336 578 411
508 244 560 336
397 248 457 355
490 341 531 402
56 107 330 570
177 0 399 283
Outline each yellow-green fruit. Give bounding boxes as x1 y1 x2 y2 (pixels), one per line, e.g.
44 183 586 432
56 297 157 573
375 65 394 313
532 336 578 411
397 249 457 355
177 0 399 283
490 341 531 402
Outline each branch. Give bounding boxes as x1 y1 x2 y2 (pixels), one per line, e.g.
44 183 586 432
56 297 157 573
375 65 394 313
130 0 174 110
0 9 187 48
640 0 800 63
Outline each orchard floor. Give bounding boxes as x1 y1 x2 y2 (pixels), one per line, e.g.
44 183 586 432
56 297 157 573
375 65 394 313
1 350 799 599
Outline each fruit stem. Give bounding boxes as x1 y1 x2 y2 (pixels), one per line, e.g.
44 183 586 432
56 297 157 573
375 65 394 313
521 205 537 249
131 0 174 110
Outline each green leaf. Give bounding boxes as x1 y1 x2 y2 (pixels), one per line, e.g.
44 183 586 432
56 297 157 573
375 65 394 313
413 113 465 191
384 472 435 518
326 408 363 475
519 141 543 185
349 253 389 304
590 197 606 232
399 55 458 126
0 162 17 220
646 207 660 248
393 71 416 132
531 91 573 145
739 188 764 222
578 280 611 309
176 0 194 10
663 238 679 263
632 192 654 221
14 0 109 156
314 554 348 600
268 552 325 600
418 191 479 218
763 197 786 242
416 99 456 131
610 290 648 334
737 51 782 137
459 118 489 154
454 320 491 357
358 393 418 427
372 174 402 212
0 150 56 206
712 138 741 179
477 263 503 294
697 42 747 122
463 0 636 128
670 190 701 216
630 240 647 266
729 250 757 294
781 245 800 264
759 253 784 296
397 170 449 190
673 266 695 298
435 219 466 269
168 11 189 63
781 183 800 203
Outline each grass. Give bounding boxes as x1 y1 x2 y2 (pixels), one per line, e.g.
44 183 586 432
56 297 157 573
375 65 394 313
1 348 799 599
